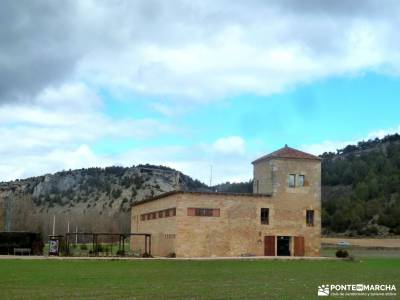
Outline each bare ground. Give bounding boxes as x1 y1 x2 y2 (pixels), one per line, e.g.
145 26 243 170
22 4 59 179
322 237 400 248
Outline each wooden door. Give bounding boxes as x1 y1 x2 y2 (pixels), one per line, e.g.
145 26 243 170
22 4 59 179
264 236 275 256
294 236 305 256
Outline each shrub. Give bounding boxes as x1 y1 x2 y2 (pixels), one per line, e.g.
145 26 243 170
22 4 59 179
133 176 144 189
166 252 176 258
80 244 88 250
95 244 104 252
142 252 153 258
121 176 133 188
336 249 349 258
131 186 137 197
111 188 122 199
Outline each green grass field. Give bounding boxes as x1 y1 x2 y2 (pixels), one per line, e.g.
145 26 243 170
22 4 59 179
0 255 399 300
322 246 400 258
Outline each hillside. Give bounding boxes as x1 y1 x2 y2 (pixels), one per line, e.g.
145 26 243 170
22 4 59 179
1 134 400 238
0 165 208 237
321 134 400 236
212 180 253 194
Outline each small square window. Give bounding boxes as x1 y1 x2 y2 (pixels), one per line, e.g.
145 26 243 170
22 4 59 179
306 210 314 226
261 208 269 225
289 174 296 188
298 175 305 187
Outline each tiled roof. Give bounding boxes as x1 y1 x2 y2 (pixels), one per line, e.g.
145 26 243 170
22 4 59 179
252 145 321 164
131 190 271 206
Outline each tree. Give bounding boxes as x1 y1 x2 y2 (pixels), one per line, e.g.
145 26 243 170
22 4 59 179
354 182 369 201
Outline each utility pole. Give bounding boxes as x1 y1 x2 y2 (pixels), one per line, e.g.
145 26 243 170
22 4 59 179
209 165 213 187
52 215 56 236
4 194 12 232
75 226 78 244
175 172 180 190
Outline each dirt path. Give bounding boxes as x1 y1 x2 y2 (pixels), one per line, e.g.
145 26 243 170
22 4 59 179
322 237 400 248
0 255 337 261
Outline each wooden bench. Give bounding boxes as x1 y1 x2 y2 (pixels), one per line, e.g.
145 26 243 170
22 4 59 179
14 248 31 256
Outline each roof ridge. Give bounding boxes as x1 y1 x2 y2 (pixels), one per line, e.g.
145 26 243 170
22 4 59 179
131 190 272 206
252 145 321 164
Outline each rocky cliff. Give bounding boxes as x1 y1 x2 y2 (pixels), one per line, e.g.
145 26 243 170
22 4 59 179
0 165 208 237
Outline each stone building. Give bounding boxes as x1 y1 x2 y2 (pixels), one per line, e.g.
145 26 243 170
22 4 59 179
131 145 321 257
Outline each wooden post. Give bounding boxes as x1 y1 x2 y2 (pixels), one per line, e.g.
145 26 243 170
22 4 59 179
118 236 121 255
52 215 56 236
66 233 69 256
92 234 95 257
148 235 151 256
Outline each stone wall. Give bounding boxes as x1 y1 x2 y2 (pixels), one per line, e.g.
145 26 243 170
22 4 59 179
131 156 321 258
132 190 320 257
131 196 178 256
175 193 270 257
253 158 321 256
253 160 274 194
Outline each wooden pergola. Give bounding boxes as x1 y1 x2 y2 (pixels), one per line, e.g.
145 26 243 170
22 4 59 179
64 232 151 257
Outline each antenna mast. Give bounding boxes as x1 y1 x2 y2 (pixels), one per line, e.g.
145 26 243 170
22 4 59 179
175 171 180 190
209 165 213 187
4 193 12 232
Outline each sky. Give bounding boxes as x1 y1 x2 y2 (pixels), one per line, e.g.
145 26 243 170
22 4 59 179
1 0 400 184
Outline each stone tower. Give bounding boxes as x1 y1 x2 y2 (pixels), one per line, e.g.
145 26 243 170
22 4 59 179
252 145 321 196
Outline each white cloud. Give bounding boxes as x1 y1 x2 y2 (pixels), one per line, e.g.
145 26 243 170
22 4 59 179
0 82 174 181
0 133 252 184
4 123 400 184
367 125 400 139
300 125 400 155
114 137 251 184
75 1 400 101
299 140 356 156
212 136 246 155
2 1 400 104
2 1 400 184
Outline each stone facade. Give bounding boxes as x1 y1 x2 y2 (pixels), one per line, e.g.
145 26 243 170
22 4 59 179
131 146 321 257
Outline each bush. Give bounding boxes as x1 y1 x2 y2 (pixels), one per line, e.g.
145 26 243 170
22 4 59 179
111 188 122 199
80 244 88 250
131 187 137 197
133 176 144 189
166 252 176 258
142 252 153 258
336 249 349 258
95 244 104 252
